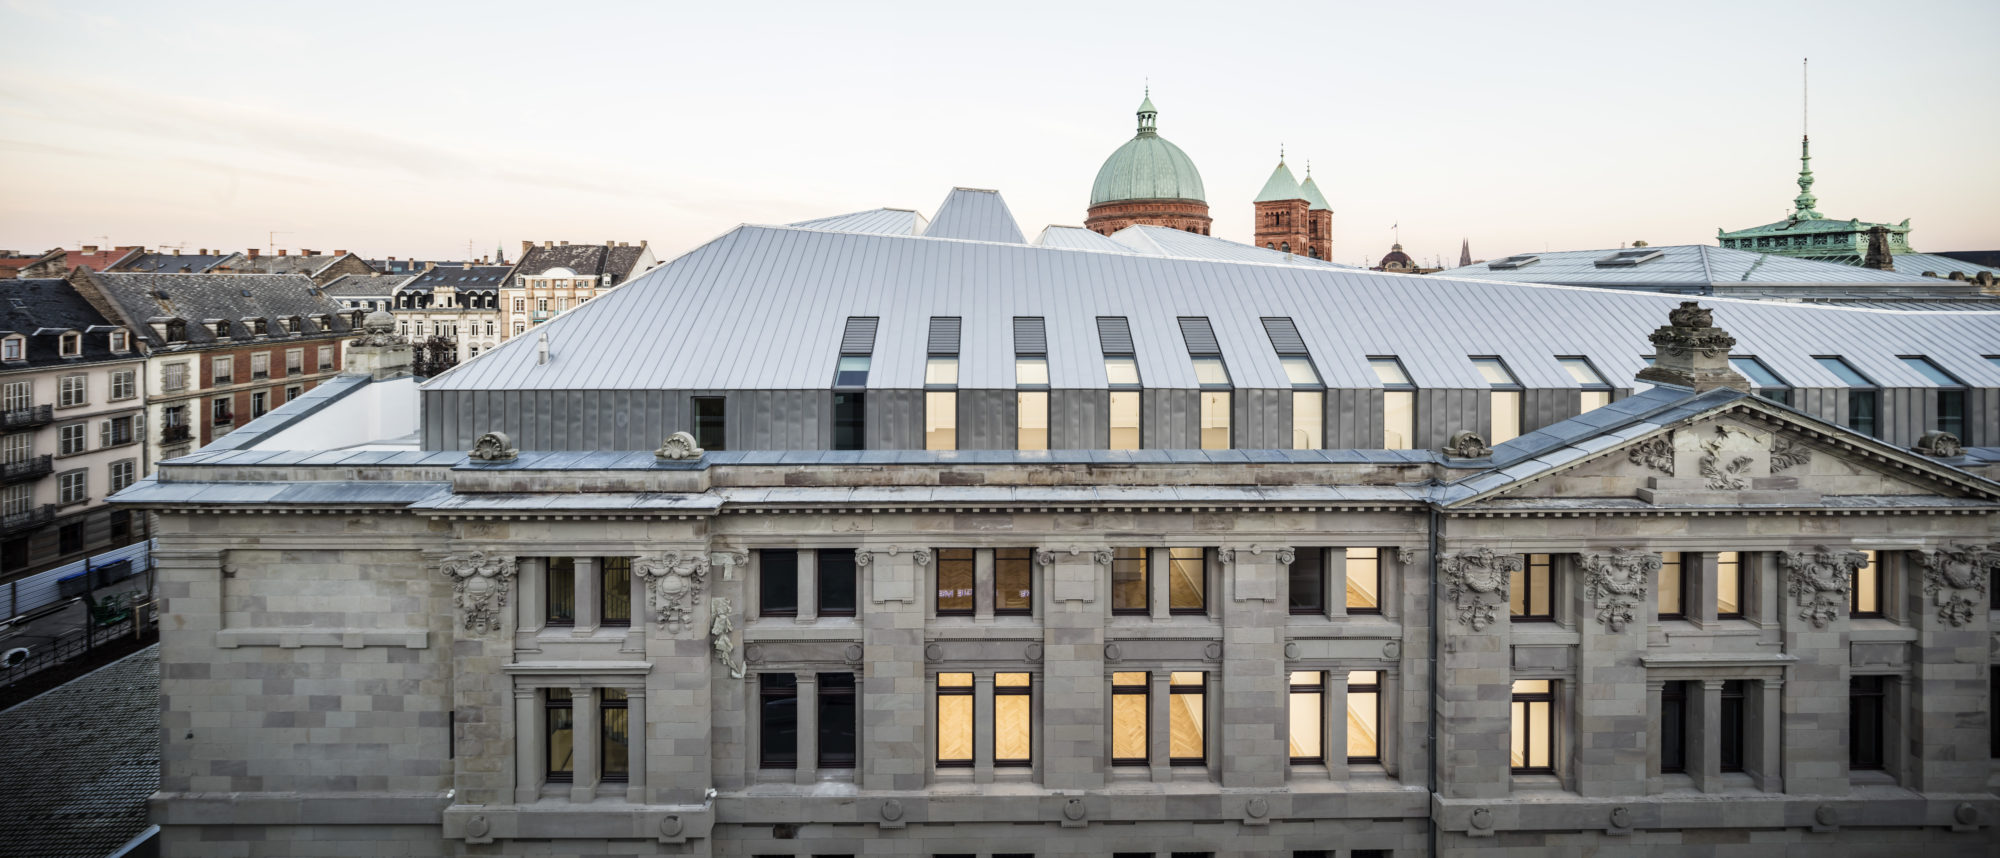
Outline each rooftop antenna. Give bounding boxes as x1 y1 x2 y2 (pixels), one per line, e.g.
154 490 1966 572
268 230 292 254
1791 57 1822 219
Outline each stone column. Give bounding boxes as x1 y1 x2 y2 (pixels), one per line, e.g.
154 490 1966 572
1149 548 1170 620
796 550 818 623
1325 672 1350 780
569 684 597 802
1690 679 1725 793
514 686 540 802
1324 547 1349 619
625 686 647 803
514 557 544 650
1645 679 1665 794
1434 548 1518 800
974 549 995 619
1778 546 1865 795
1219 547 1286 788
1040 548 1105 790
794 674 819 786
1148 671 1173 782
860 547 927 790
1751 679 1783 792
1574 550 1655 797
1907 546 1994 793
707 551 749 793
1688 552 1719 628
973 674 996 783
573 557 598 633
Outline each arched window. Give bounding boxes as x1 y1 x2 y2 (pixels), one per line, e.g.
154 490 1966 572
1310 248 1320 259
1266 243 1275 250
1281 242 1290 253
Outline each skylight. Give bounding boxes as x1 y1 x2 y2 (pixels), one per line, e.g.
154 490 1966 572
1814 356 1873 387
1471 358 1518 387
1730 357 1786 388
1369 357 1412 387
1557 357 1608 387
1487 254 1540 270
1593 248 1665 268
1899 356 1962 387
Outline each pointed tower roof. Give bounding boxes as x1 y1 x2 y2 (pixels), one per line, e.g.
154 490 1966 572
1255 159 1305 203
1791 135 1823 220
1300 167 1332 211
1459 238 1472 268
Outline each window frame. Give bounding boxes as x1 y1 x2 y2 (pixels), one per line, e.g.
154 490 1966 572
110 370 136 401
1288 548 1325 615
935 672 974 768
1510 678 1556 775
599 688 629 782
1715 551 1744 620
1558 356 1613 412
1719 679 1747 774
1346 669 1382 764
994 547 1034 616
934 547 975 617
759 673 799 769
545 688 575 782
692 396 726 452
599 557 632 627
57 469 88 505
757 549 799 618
1346 547 1383 615
1287 669 1325 765
1368 356 1416 450
1657 551 1686 620
816 548 857 618
1471 357 1523 444
58 422 87 456
1168 671 1206 766
1730 356 1791 407
994 672 1033 768
818 672 857 769
544 557 577 626
1849 549 1882 619
1110 547 1148 615
832 391 865 451
1849 674 1886 771
1660 680 1688 774
1511 553 1553 622
1164 547 1207 615
58 373 87 407
1111 671 1149 766
1815 356 1878 437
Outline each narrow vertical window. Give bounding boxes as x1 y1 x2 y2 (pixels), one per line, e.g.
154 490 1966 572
1849 549 1881 618
1016 317 1050 451
1719 680 1746 773
546 688 575 781
693 396 726 451
1347 547 1382 614
1471 358 1522 444
936 673 974 767
1849 675 1885 770
1370 358 1415 449
1288 548 1326 615
1111 671 1149 765
818 673 856 769
995 672 1032 767
1816 356 1877 438
1511 554 1552 621
1186 331 1233 450
994 548 1034 615
600 688 629 781
760 674 798 769
1281 357 1325 450
759 550 799 617
1347 670 1381 763
1559 357 1612 412
1107 389 1141 450
1165 547 1206 614
833 391 865 451
1288 670 1324 763
1111 547 1148 614
600 557 632 626
545 557 576 626
1660 680 1687 774
1715 551 1743 619
1658 551 1685 620
1731 357 1791 407
1169 671 1206 765
925 356 958 451
1510 679 1554 773
1901 356 1966 438
817 549 856 618
1017 389 1050 451
833 317 876 451
935 548 975 616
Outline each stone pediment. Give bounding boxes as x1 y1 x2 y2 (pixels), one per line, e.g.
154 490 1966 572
1453 399 2000 508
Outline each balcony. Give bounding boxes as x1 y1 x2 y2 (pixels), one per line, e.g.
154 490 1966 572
161 424 192 444
0 404 53 430
211 412 234 427
2 454 53 484
0 503 54 535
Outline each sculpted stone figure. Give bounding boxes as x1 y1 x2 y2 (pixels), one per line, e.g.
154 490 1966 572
635 552 709 633
1581 549 1659 633
468 431 518 462
1781 546 1866 628
655 431 705 461
1441 548 1520 631
1916 543 1996 627
709 597 744 679
440 551 517 635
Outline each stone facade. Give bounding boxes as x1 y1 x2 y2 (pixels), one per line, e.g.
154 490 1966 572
127 395 2000 857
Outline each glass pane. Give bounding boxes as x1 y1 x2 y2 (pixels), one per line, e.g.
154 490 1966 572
1346 548 1380 611
833 392 865 451
818 675 856 768
937 693 973 763
600 558 632 624
760 550 798 615
1510 700 1528 768
1731 357 1785 388
1383 391 1414 450
1527 700 1550 768
1658 551 1682 616
1510 566 1526 616
1191 357 1231 386
995 548 1034 613
835 355 871 387
546 557 576 624
1290 671 1320 685
1199 391 1230 450
925 356 959 386
548 702 574 777
1853 550 1878 613
1112 690 1147 760
1170 671 1204 685
1347 689 1379 760
1849 391 1877 436
925 391 957 451
1491 390 1521 444
1288 549 1324 612
1169 689 1205 761
1108 391 1141 450
995 692 1032 763
1716 552 1741 616
1815 356 1871 387
936 548 974 614
1369 358 1409 385
1529 556 1551 617
1471 358 1515 385
600 703 629 779
1281 356 1321 386
1900 356 1958 386
1293 390 1322 449
1112 548 1148 611
1017 391 1049 451
938 672 974 687
1347 670 1377 687
996 672 1032 687
1289 690 1323 760
1512 679 1550 694
760 675 797 767
1112 672 1148 686
1168 548 1205 611
1015 357 1048 386
1104 356 1140 386
1558 358 1605 385
1580 390 1612 413
817 549 857 616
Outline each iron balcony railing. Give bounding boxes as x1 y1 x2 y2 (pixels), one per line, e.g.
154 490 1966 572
2 455 53 484
0 503 54 535
160 424 192 443
0 404 53 430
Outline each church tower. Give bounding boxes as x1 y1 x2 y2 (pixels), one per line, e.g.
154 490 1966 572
1300 165 1333 261
1253 157 1309 256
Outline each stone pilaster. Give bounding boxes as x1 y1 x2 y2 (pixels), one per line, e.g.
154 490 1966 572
1219 547 1286 788
649 550 718 805
1778 546 1865 795
1574 550 1656 796
440 550 518 805
860 547 927 790
794 674 819 786
1039 548 1105 790
1434 547 1518 799
1907 546 1995 792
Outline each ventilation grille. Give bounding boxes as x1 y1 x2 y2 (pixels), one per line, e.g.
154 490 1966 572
1096 317 1133 355
927 316 961 355
1013 317 1046 355
1260 317 1307 356
1178 317 1219 355
839 316 879 354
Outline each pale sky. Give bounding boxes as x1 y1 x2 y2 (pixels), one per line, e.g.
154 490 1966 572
2 0 1995 268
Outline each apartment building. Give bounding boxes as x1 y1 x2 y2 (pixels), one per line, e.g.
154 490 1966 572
394 263 510 363
501 241 653 338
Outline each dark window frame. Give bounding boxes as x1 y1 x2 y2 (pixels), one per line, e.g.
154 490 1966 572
545 557 576 626
1512 553 1553 622
832 391 866 451
1347 669 1382 765
599 688 629 782
693 396 726 451
1164 547 1208 615
1110 547 1148 616
1716 551 1745 620
935 672 974 768
1511 679 1556 775
994 672 1033 768
759 673 799 769
546 688 575 782
816 549 857 618
1657 551 1686 621
599 557 632 627
1849 675 1886 771
994 547 1034 616
1288 547 1326 615
758 550 799 618
1347 547 1384 615
818 672 856 769
1111 672 1149 766
1720 680 1747 773
934 547 975 617
1288 669 1325 765
1169 671 1206 766
1850 550 1883 620
1661 680 1688 774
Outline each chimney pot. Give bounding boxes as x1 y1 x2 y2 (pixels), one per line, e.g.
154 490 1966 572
522 240 533 257
81 245 97 253
558 241 568 246
278 249 288 256
334 249 346 256
249 249 261 257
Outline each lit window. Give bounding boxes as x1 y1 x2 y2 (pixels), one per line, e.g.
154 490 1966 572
1104 356 1140 386
1111 547 1147 614
1850 549 1881 618
1112 671 1149 765
1169 671 1206 765
835 355 871 387
546 688 576 781
1511 553 1552 621
1288 670 1324 764
1559 357 1611 412
925 356 959 386
1511 679 1554 773
1347 670 1381 763
1292 390 1323 449
1017 356 1049 451
1716 551 1742 619
1471 358 1521 443
925 353 958 451
995 673 1032 767
935 548 974 615
936 672 973 767
1370 358 1414 449
1164 547 1205 614
1346 547 1381 613
1657 551 1684 619
1731 357 1790 407
1199 390 1230 449
1108 391 1141 450
994 548 1034 615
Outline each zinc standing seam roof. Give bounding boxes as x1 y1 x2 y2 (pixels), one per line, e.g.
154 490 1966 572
422 194 2000 395
922 189 1027 244
1433 244 1949 287
789 208 929 236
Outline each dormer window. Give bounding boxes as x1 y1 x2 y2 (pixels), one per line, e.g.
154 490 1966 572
284 316 301 334
214 321 230 339
251 319 268 336
109 330 130 353
1 336 22 361
165 320 186 343
60 332 81 357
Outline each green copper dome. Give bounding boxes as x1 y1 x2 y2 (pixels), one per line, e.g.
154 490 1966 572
1090 94 1206 206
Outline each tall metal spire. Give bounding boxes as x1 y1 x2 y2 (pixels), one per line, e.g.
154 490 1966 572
1792 58 1822 220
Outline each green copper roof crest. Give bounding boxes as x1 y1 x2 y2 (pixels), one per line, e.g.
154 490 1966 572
1792 135 1822 220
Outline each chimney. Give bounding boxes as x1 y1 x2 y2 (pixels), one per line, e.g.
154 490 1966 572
558 241 569 246
462 262 472 270
334 249 347 256
81 245 98 253
278 249 288 256
1634 302 1749 394
249 248 261 258
522 240 533 257
543 241 553 249
425 261 437 271
1862 226 1896 271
